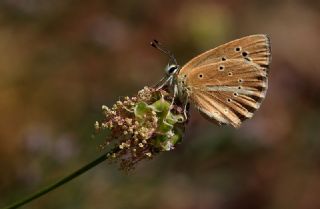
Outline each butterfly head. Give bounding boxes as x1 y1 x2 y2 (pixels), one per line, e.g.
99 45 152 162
165 64 179 75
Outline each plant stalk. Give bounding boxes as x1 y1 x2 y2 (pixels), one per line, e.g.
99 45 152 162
2 148 118 209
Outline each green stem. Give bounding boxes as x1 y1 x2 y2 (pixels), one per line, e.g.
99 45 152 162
2 148 119 209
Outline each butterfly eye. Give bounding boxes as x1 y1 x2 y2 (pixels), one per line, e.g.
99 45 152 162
167 65 178 75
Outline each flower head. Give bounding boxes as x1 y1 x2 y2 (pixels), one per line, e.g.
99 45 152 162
94 87 188 171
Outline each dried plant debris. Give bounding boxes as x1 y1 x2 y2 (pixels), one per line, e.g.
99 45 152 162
94 87 189 171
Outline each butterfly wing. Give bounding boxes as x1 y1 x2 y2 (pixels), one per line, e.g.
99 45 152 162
179 34 271 76
184 59 268 128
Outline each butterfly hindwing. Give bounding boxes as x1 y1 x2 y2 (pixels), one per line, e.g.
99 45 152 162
184 59 268 127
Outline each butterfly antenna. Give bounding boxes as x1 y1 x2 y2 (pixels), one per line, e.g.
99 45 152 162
150 39 178 65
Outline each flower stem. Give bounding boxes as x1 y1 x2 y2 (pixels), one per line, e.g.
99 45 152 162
2 147 119 209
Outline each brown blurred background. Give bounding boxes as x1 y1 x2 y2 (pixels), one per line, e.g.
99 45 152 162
0 0 320 208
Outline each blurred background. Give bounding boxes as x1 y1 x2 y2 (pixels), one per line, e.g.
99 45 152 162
0 0 320 208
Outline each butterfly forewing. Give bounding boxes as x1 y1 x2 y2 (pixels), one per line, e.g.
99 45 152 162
183 59 268 127
179 34 271 75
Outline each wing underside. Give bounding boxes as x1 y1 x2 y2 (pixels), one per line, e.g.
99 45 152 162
186 59 268 127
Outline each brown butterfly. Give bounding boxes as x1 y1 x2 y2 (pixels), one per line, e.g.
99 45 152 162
151 34 271 128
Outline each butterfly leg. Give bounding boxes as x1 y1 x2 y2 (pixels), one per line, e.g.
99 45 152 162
182 96 189 120
170 84 189 122
158 83 177 121
154 76 172 90
170 83 178 108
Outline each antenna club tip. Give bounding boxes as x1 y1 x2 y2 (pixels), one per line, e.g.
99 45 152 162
150 39 177 65
150 42 156 47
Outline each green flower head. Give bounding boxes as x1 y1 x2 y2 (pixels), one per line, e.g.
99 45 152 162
94 87 188 171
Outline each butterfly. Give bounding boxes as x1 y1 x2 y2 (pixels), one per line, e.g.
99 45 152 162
151 34 271 128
